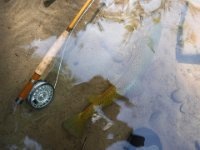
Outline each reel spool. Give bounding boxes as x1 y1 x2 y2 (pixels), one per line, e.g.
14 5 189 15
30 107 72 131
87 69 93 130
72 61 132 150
28 80 54 109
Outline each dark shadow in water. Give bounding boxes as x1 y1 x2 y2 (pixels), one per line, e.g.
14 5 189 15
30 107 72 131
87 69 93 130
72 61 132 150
127 133 145 147
43 0 56 7
195 141 200 150
176 2 200 64
124 127 163 150
134 128 162 150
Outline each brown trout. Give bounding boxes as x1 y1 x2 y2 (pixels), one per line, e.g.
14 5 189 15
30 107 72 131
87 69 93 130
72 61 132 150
62 84 128 137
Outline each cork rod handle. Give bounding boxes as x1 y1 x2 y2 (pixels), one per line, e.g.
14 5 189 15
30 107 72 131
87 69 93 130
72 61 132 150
16 0 93 104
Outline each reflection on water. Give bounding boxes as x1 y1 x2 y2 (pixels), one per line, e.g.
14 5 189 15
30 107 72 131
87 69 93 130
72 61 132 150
28 0 162 92
8 136 42 150
20 0 200 149
115 1 200 150
63 4 161 94
24 36 57 58
23 136 42 150
176 1 200 64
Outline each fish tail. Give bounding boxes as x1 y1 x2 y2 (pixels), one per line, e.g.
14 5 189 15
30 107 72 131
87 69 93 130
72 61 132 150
62 113 88 138
115 93 129 101
115 93 134 107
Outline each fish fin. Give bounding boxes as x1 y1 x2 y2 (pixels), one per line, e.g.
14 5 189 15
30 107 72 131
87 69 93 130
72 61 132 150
115 93 134 107
62 113 87 138
115 93 129 101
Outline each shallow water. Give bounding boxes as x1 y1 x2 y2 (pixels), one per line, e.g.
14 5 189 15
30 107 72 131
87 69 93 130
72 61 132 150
1 0 200 149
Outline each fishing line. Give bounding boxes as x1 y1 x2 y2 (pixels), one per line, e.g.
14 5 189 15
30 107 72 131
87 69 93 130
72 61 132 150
54 0 95 88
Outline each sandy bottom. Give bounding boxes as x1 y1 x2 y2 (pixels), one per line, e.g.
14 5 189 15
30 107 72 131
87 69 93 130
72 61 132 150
0 0 131 149
2 0 200 150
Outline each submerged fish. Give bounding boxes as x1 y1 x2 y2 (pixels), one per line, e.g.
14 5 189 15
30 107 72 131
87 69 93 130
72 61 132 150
62 84 128 137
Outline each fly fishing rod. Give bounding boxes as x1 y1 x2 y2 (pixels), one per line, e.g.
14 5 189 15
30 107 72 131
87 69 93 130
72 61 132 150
15 0 94 109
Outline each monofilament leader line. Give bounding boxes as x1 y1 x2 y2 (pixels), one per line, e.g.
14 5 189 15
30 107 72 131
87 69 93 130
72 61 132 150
54 0 95 89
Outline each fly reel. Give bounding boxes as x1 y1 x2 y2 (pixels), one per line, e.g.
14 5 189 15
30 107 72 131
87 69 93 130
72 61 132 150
28 80 54 109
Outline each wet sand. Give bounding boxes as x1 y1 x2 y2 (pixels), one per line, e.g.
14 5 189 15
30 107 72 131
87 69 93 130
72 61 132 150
0 0 131 149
